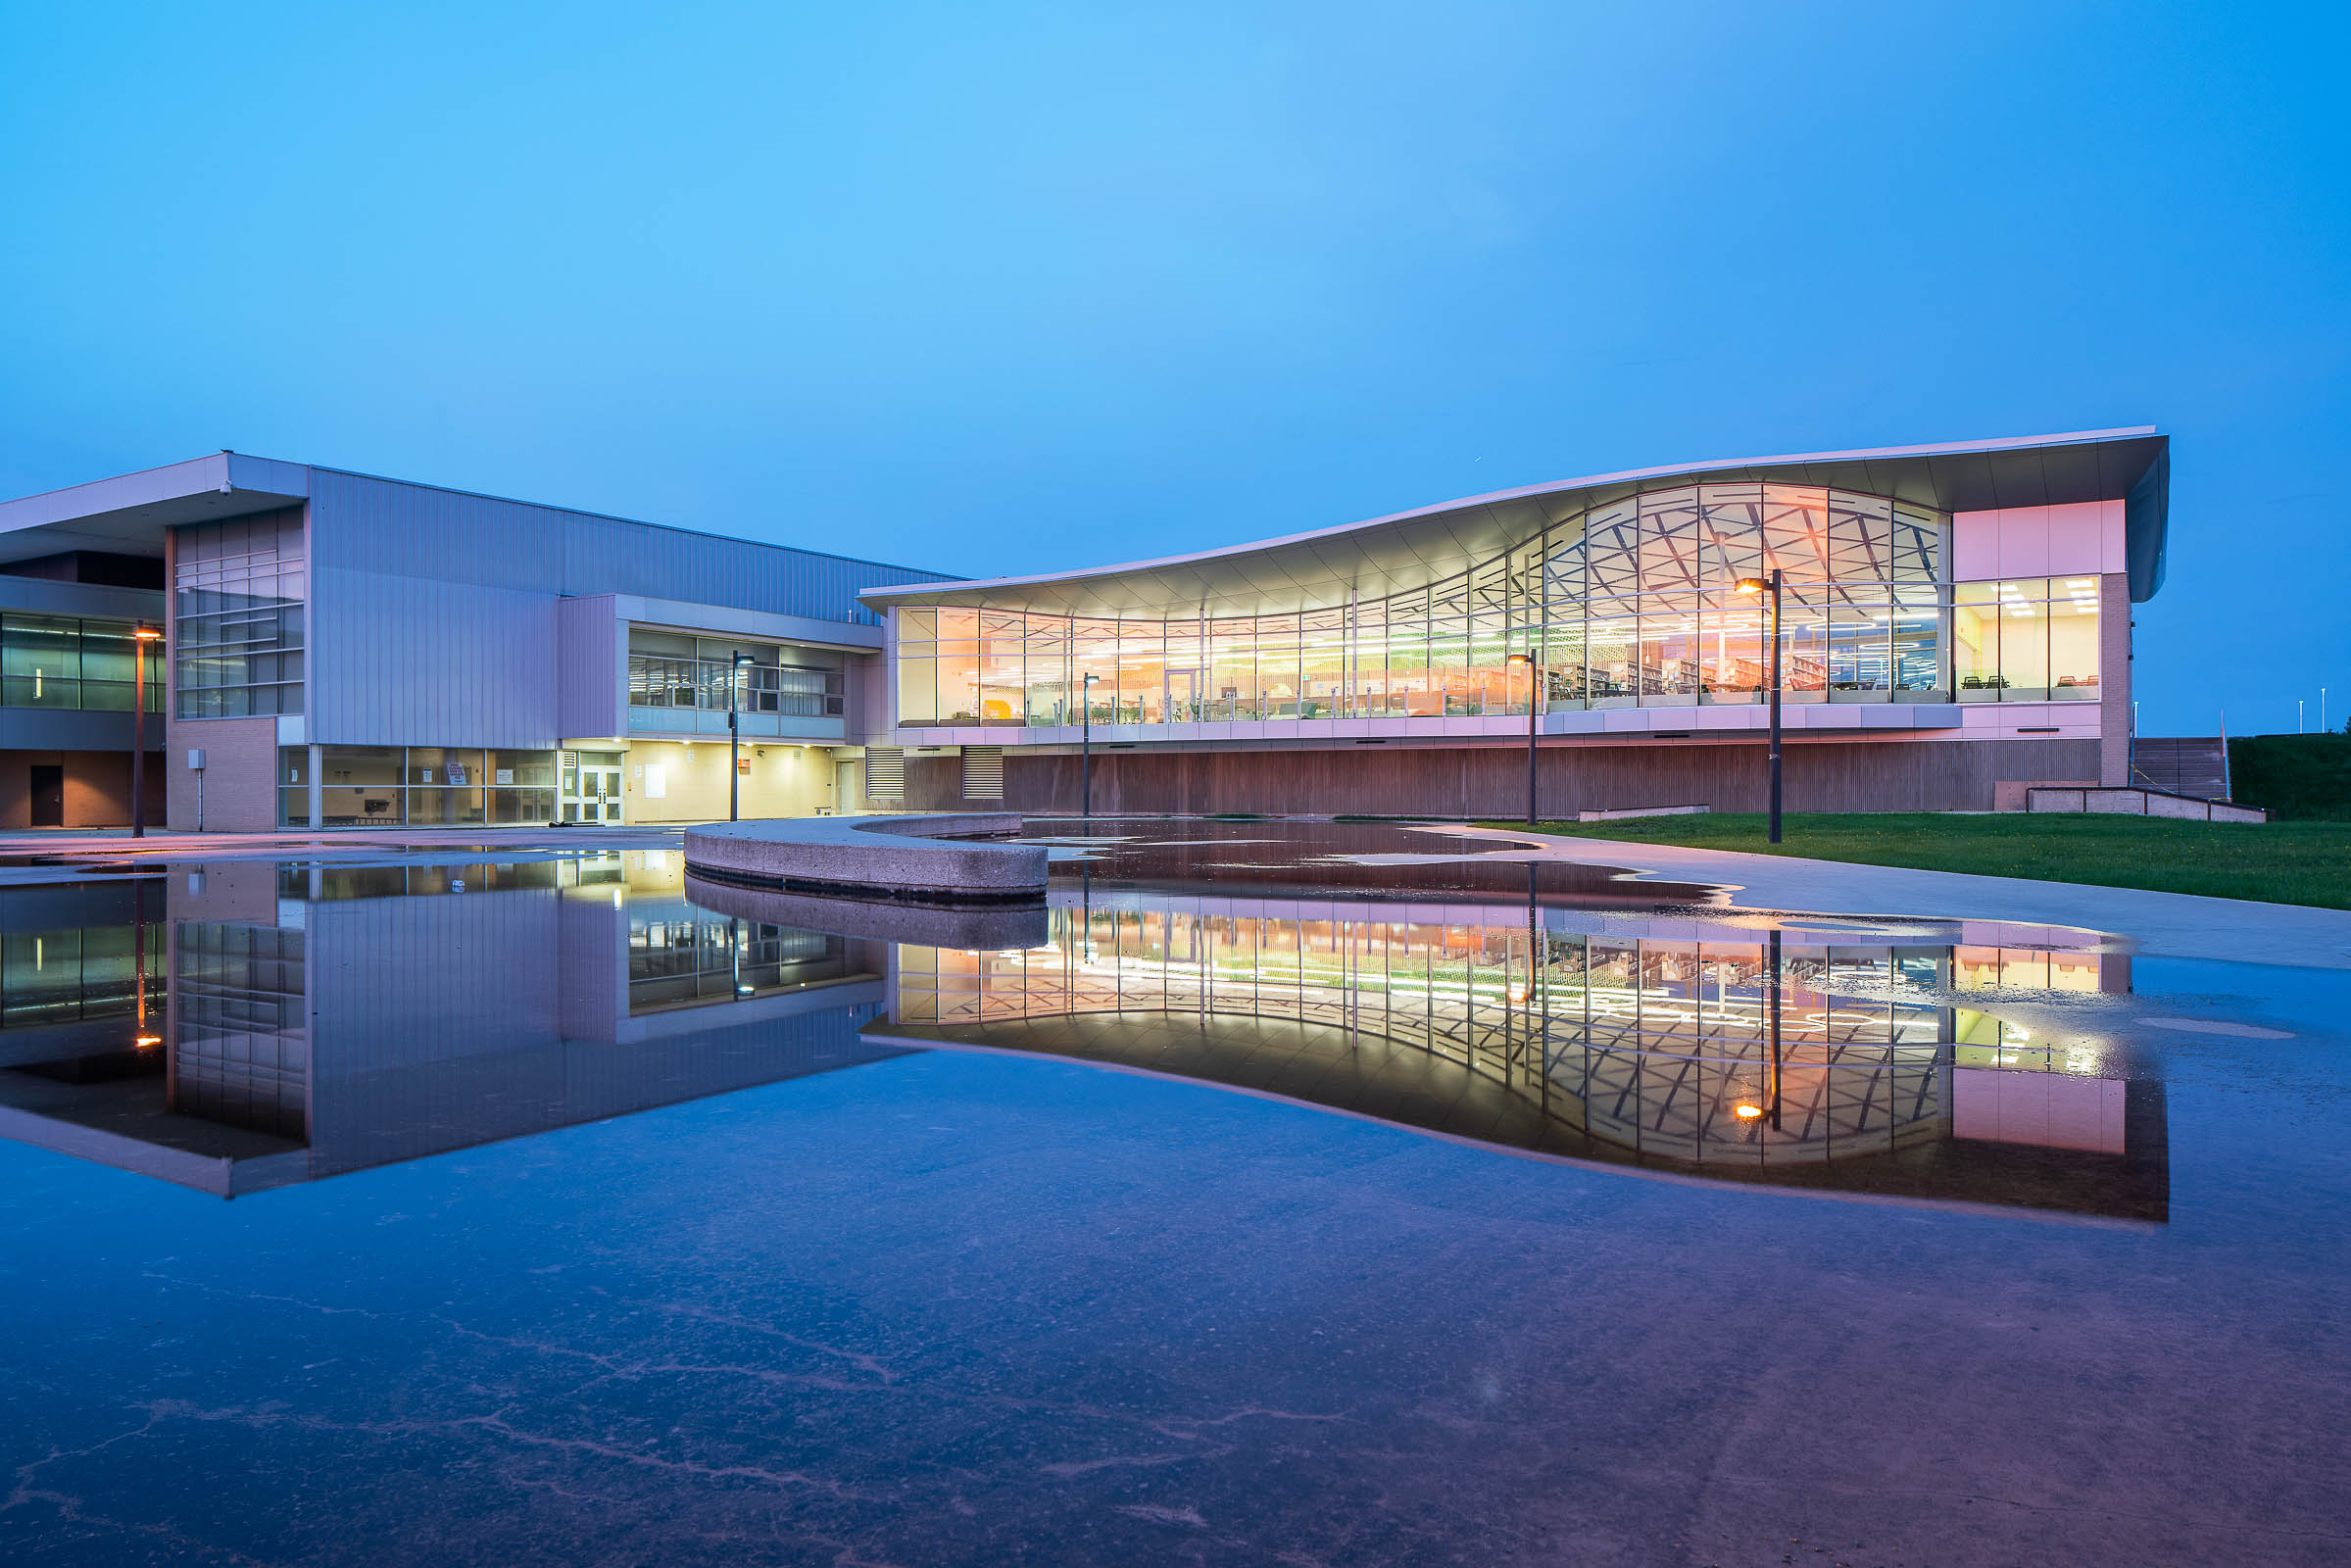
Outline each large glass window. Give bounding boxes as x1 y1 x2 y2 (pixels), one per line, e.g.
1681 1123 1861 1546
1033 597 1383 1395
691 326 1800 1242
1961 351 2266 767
2049 578 2102 700
310 745 558 827
627 633 845 720
887 483 1964 727
1256 615 1299 720
174 509 304 718
1951 578 2101 702
0 614 166 713
1954 584 2001 699
1998 580 2050 698
1210 616 1255 721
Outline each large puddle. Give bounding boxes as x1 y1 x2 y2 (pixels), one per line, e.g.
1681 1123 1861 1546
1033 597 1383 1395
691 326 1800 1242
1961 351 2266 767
1 819 2343 1564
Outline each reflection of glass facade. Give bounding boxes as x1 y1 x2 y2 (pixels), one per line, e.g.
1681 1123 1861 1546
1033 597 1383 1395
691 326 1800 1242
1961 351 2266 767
174 509 305 718
628 912 866 1013
0 614 166 713
1 918 164 1032
894 907 2116 1168
893 483 1951 727
173 922 307 1140
1953 577 2104 701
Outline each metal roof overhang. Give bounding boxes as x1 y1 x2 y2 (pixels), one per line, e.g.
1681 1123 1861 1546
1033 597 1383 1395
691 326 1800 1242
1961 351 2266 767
862 428 2171 619
0 453 311 565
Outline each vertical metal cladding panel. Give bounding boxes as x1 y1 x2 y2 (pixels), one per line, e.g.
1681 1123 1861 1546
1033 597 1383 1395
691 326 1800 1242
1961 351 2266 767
302 889 564 1171
558 595 623 740
308 470 565 748
559 1004 901 1124
310 564 561 748
553 513 937 625
305 468 940 746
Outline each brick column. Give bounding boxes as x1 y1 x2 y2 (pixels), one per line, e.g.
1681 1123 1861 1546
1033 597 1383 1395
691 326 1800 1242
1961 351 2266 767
2099 572 2131 786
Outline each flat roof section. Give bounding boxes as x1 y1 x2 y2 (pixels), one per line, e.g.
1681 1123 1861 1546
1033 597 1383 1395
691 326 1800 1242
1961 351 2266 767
0 452 944 582
858 428 2170 619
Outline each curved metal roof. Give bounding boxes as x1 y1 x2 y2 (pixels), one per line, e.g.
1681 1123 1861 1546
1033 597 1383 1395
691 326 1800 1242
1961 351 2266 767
861 428 2170 618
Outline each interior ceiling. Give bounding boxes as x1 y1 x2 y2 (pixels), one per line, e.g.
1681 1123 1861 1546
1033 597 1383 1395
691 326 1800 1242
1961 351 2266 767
862 430 2168 618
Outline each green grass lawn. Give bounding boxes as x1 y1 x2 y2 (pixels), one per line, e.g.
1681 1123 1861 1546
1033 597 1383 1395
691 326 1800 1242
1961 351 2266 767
1473 811 2351 909
2228 734 2351 821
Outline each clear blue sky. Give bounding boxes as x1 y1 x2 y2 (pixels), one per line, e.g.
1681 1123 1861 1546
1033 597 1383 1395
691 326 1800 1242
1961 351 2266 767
3 1 2344 735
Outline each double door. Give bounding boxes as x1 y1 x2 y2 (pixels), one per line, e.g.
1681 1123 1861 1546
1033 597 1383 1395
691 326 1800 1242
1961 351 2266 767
561 753 624 824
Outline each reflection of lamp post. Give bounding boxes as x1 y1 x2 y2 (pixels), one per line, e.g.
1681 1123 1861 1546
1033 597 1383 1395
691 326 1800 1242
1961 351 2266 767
132 876 159 1052
729 652 752 821
1735 571 1783 845
1733 929 1785 1129
1080 671 1101 824
1767 926 1783 1130
1505 651 1538 826
131 624 163 837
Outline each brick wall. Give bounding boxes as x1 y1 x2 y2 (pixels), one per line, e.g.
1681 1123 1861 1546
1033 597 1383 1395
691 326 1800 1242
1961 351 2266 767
0 750 166 827
166 716 282 832
901 736 2105 817
2099 572 2132 787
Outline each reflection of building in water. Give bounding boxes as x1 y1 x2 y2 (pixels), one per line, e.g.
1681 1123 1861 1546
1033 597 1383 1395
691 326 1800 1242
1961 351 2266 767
878 899 2167 1220
0 854 904 1196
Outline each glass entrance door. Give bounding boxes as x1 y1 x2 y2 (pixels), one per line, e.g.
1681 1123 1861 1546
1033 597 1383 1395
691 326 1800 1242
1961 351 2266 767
561 751 626 823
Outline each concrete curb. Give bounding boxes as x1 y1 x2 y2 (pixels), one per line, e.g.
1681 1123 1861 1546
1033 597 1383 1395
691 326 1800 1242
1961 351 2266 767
683 812 1046 906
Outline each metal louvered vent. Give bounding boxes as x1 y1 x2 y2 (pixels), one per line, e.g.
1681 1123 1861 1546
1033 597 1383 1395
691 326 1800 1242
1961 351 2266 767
864 747 906 803
961 747 1004 802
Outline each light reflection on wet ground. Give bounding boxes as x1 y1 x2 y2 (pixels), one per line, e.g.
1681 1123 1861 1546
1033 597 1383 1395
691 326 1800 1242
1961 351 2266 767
0 822 2345 1565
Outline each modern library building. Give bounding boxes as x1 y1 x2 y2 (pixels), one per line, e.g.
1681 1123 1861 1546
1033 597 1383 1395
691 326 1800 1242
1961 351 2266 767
0 427 2167 828
867 428 2168 816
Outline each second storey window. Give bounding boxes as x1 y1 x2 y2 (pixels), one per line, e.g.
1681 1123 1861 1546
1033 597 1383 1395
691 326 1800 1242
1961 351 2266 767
174 509 305 718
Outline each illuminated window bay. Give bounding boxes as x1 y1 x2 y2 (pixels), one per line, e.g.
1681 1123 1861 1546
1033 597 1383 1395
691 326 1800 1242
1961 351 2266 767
892 483 1956 726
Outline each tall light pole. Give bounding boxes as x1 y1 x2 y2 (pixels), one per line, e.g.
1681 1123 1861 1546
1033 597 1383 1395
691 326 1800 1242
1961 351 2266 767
728 651 752 821
1735 570 1783 845
1080 671 1101 824
131 623 163 837
1505 650 1538 826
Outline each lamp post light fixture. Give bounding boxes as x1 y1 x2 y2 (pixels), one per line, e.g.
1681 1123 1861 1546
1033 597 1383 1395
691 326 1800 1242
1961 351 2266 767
1504 650 1539 826
130 623 163 837
728 652 753 822
1080 672 1102 824
1734 571 1784 845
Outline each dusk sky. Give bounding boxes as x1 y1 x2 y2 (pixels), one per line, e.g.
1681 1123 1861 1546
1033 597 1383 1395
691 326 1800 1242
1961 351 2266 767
4 1 2344 735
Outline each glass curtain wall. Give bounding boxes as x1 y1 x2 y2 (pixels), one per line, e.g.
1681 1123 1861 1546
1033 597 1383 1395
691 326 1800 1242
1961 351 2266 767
174 509 304 718
893 483 1955 727
0 615 166 712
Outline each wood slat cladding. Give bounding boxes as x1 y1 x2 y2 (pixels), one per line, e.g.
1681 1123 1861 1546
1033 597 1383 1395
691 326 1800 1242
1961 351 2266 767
903 739 2102 816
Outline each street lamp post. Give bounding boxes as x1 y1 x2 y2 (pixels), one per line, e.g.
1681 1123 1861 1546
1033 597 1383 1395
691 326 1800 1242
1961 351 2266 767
1080 671 1101 824
131 623 163 837
1505 651 1539 826
1735 570 1784 845
728 652 752 821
